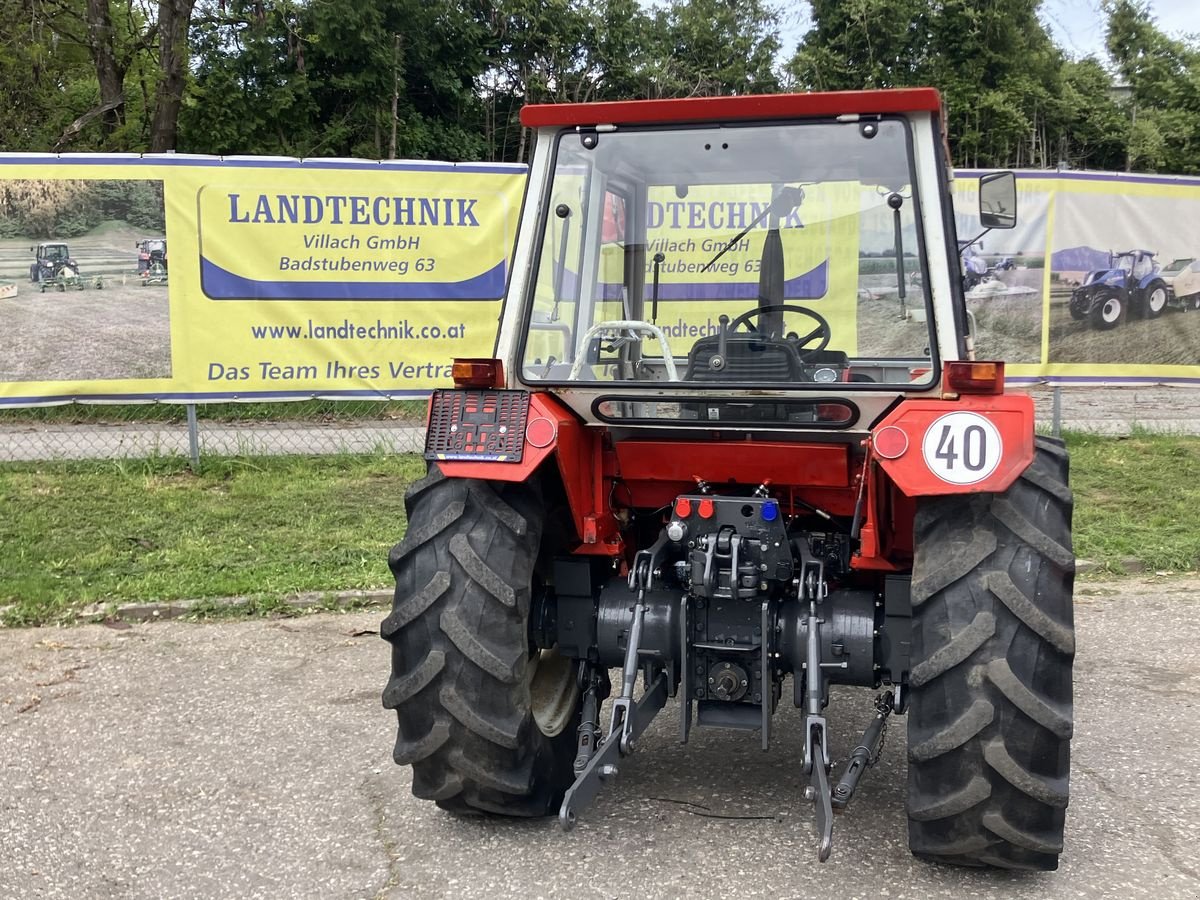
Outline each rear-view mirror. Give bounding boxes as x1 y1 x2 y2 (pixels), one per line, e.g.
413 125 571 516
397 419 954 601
979 171 1017 229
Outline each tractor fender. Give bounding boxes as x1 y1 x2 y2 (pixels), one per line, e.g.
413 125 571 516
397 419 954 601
868 393 1035 496
431 391 616 550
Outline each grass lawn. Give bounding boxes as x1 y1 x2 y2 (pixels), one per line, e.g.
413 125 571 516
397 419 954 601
0 453 425 627
1 432 1197 627
1065 430 1200 575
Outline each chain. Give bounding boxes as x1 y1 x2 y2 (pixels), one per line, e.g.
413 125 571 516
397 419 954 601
871 691 894 765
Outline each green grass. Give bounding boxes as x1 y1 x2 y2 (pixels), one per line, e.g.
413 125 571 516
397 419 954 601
1064 430 1200 575
1 432 1197 628
0 453 425 627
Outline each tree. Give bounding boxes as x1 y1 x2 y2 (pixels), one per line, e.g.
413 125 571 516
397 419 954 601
790 0 1077 169
150 0 198 150
1105 0 1200 173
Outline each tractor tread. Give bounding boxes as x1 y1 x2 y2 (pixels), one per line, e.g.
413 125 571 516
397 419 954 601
388 500 465 567
908 699 994 761
382 469 578 817
982 738 1070 808
982 809 1064 855
907 776 991 821
991 498 1075 570
412 768 466 803
907 437 1074 871
910 527 997 605
440 600 524 684
984 571 1075 655
908 611 995 687
449 533 520 609
447 746 534 796
392 717 451 765
382 650 446 708
910 834 993 858
466 482 529 536
985 658 1073 738
380 571 451 637
440 683 524 749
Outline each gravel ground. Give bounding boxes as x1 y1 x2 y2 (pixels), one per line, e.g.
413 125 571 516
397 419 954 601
1 578 1198 899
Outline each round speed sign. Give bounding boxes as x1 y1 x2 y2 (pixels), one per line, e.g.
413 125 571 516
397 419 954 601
921 412 1003 485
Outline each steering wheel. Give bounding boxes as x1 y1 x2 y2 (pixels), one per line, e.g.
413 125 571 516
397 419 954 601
726 303 832 355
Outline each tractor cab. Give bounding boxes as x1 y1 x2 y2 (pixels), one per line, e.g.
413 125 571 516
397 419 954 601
36 242 70 262
497 92 1017 435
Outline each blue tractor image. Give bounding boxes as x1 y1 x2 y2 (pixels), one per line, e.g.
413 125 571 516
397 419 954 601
1069 249 1169 330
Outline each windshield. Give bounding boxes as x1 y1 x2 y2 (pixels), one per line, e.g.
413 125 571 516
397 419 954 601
520 118 935 390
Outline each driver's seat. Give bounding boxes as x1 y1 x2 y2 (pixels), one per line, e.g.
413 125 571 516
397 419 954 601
684 333 803 382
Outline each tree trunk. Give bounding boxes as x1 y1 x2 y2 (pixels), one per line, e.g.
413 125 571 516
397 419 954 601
85 0 127 135
149 0 197 152
390 33 402 160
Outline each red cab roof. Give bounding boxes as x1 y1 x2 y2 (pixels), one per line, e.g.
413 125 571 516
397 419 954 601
520 88 943 129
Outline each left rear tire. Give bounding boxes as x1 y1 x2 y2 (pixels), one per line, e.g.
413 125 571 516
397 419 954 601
381 466 581 816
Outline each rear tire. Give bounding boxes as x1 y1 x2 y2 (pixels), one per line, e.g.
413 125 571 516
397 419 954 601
381 466 580 816
1140 279 1168 319
907 436 1074 870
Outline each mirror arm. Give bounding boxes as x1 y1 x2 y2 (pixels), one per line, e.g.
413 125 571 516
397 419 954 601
651 252 664 324
959 228 991 257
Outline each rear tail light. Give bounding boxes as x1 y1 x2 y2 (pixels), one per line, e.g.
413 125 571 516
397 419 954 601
944 360 1004 394
451 358 505 388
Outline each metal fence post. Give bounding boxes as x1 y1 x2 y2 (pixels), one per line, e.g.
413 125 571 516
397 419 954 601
186 403 201 471
1051 386 1062 437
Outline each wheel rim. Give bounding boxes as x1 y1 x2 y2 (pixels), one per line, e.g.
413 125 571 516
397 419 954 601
529 650 578 738
1150 287 1167 312
1101 297 1121 323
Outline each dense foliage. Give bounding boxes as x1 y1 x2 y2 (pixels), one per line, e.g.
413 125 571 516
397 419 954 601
0 0 1197 171
0 179 166 237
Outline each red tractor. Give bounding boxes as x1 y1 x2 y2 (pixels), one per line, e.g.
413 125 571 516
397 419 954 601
382 89 1074 870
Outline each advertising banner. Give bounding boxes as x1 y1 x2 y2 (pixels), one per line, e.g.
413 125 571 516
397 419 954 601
953 170 1200 383
0 156 522 404
3 156 1200 406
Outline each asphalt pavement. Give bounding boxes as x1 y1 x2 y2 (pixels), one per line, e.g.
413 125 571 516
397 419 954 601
2 578 1198 899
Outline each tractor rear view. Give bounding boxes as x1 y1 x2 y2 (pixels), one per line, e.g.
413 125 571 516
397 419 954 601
136 238 168 284
382 89 1074 870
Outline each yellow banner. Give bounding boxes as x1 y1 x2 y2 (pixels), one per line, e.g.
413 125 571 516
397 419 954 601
5 157 1200 405
0 158 519 402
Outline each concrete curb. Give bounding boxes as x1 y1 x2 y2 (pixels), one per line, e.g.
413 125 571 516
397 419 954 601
73 587 394 624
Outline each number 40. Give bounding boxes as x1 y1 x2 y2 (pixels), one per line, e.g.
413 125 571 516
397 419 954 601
934 423 987 472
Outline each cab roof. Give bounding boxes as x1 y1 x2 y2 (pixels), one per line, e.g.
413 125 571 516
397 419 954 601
520 88 943 129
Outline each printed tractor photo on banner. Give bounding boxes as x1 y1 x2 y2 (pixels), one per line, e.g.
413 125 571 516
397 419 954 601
0 177 170 385
1048 184 1200 366
949 175 1049 366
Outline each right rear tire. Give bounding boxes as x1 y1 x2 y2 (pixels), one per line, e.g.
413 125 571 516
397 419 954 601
381 466 580 816
907 436 1075 870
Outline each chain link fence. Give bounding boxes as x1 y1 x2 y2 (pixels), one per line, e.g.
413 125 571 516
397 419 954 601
0 399 426 463
0 385 1197 463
